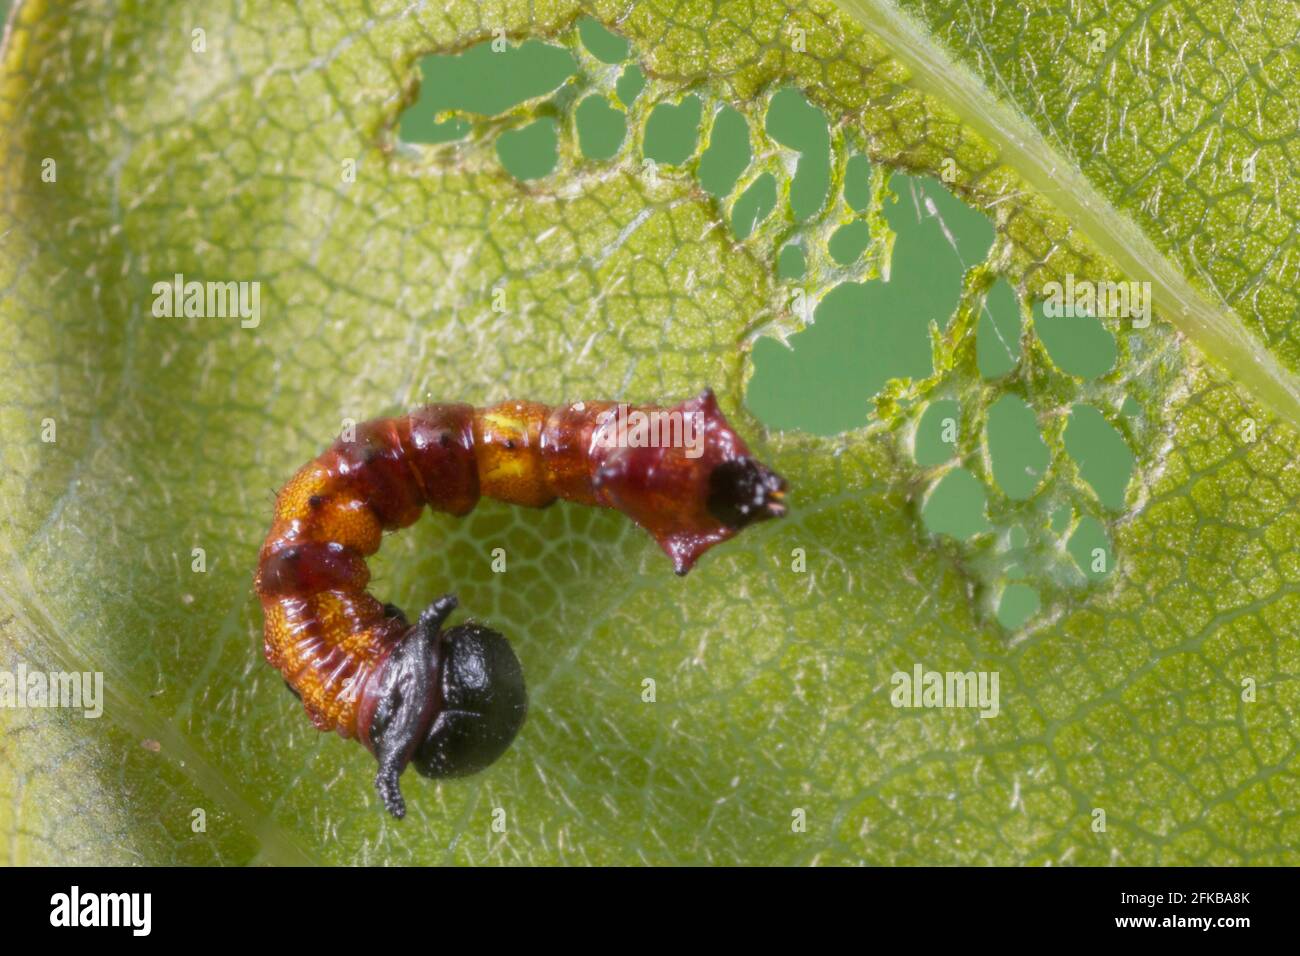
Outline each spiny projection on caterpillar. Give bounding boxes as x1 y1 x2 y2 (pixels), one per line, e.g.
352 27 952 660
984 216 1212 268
255 389 787 818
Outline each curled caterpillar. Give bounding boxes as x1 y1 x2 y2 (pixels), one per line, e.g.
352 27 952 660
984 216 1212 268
255 389 787 817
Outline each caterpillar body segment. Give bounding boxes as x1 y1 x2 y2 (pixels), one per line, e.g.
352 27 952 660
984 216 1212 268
255 389 787 817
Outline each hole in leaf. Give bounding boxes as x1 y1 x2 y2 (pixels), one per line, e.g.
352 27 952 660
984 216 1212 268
577 16 629 63
748 174 990 434
977 278 1022 379
1068 515 1113 581
764 87 830 221
616 64 645 105
913 399 961 466
643 94 702 165
497 117 558 180
731 172 776 240
922 467 991 540
828 220 871 265
400 40 576 144
697 105 751 198
576 95 626 160
843 154 872 212
1050 506 1071 534
996 582 1040 629
1064 404 1133 510
885 173 994 322
777 244 806 280
985 394 1048 500
1032 299 1117 379
748 284 877 434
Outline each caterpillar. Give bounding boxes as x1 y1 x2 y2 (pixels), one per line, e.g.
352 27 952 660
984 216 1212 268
255 388 787 818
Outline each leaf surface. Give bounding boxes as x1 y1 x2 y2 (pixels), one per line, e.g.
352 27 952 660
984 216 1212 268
1 0 1297 864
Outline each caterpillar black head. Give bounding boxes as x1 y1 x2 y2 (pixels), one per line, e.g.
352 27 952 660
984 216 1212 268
706 456 787 529
364 595 527 819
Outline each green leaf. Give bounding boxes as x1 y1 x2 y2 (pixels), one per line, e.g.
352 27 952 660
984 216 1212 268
2 0 1298 865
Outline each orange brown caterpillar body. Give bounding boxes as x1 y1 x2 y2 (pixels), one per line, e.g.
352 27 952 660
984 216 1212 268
255 389 787 817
